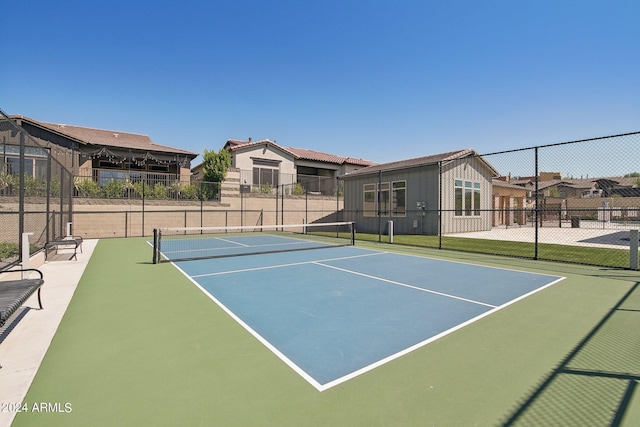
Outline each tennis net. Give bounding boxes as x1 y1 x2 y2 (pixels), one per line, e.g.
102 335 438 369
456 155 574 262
152 221 355 263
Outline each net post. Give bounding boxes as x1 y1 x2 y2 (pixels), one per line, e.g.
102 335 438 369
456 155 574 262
350 222 355 245
388 220 394 244
153 228 158 264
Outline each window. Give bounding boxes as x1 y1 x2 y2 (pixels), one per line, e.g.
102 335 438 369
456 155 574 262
455 179 481 216
455 180 463 216
252 159 280 188
363 182 391 217
464 181 472 216
378 182 390 216
392 181 406 216
253 167 278 187
148 164 170 172
3 145 48 180
474 182 481 215
124 162 146 171
99 160 123 169
363 184 376 217
5 157 47 180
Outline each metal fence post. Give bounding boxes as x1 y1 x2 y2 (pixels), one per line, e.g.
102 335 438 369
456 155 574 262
534 147 539 260
438 161 443 249
630 229 639 270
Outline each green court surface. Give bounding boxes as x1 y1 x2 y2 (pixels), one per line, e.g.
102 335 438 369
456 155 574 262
12 238 640 426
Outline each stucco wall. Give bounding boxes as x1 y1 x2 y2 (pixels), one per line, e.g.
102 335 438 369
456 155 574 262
70 194 343 238
232 145 296 175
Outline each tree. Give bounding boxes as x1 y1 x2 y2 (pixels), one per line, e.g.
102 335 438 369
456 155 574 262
202 148 231 183
623 172 640 187
200 148 232 200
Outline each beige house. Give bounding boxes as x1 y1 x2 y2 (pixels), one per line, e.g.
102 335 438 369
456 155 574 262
193 138 375 195
492 178 528 226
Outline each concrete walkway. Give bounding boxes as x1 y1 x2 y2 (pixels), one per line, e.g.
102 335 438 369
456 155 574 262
0 240 97 427
453 226 638 250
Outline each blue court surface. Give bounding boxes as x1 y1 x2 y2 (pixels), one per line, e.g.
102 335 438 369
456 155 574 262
173 245 564 391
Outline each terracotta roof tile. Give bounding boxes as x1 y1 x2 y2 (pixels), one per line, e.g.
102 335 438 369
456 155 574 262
286 147 375 166
492 179 530 190
224 139 375 166
15 116 197 157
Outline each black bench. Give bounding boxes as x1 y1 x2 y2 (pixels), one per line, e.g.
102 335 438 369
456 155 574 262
0 268 44 329
0 268 44 369
45 236 83 261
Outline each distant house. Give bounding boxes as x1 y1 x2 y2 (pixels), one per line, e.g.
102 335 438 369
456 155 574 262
492 179 528 226
193 139 375 195
525 176 639 200
8 116 198 185
341 149 498 235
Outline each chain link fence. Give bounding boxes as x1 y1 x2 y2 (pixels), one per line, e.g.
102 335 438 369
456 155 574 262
74 171 222 202
0 110 74 270
5 108 638 271
69 178 343 238
343 132 640 269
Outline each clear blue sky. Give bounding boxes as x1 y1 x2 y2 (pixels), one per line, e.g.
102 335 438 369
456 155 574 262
3 0 639 167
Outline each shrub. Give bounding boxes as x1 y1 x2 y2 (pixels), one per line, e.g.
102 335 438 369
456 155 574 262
292 183 306 195
103 179 125 198
151 183 168 199
133 181 151 198
23 175 47 197
75 179 103 198
0 173 16 195
255 184 272 194
0 242 19 260
179 184 200 200
49 177 61 197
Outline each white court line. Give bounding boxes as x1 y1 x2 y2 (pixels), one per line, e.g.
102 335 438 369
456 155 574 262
175 249 566 392
377 248 563 279
313 261 497 308
215 236 251 247
171 262 326 392
192 252 385 278
319 277 566 391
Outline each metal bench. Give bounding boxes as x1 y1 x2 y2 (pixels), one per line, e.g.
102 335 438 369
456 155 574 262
0 268 44 369
0 268 44 328
45 236 83 261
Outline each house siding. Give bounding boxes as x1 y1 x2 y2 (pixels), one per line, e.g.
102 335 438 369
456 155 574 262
440 156 493 233
343 164 440 235
343 153 494 236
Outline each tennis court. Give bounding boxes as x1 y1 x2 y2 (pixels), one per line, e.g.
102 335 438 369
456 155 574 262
165 230 563 391
5 232 640 426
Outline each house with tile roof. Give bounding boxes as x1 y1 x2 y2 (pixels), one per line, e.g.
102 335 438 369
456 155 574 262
193 138 375 195
9 116 198 187
340 149 499 235
508 174 640 202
